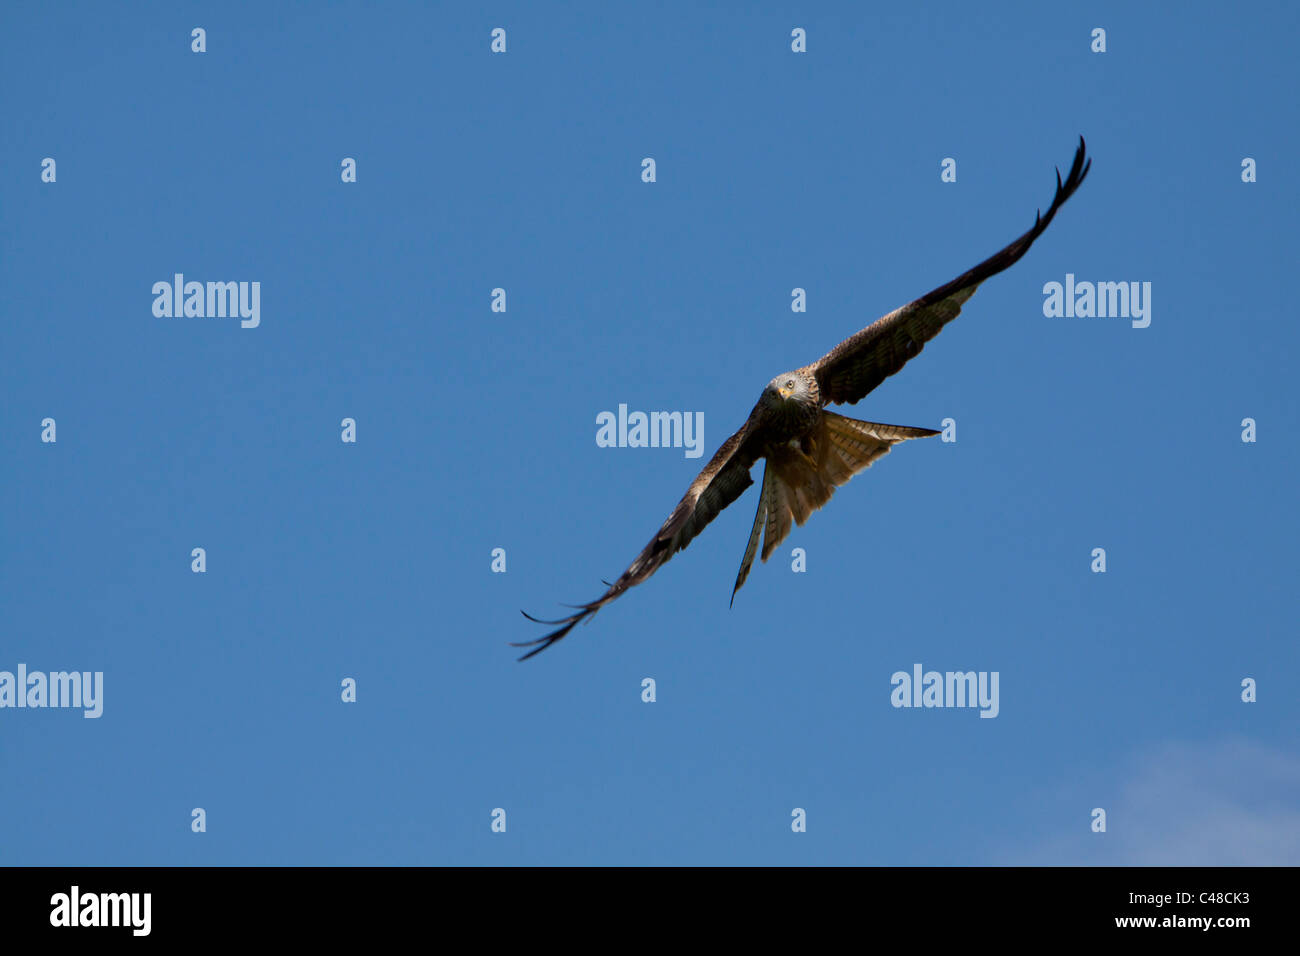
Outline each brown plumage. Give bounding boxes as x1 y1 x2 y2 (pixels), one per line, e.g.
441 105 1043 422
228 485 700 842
515 138 1091 660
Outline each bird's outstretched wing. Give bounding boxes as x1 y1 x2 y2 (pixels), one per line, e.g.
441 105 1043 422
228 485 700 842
514 417 766 660
809 137 1091 407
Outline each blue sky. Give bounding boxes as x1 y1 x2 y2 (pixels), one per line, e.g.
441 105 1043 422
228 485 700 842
2 1 1296 865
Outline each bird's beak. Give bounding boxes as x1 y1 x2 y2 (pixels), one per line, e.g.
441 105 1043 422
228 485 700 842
778 387 791 399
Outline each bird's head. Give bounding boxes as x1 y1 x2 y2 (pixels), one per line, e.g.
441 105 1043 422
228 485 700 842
764 370 814 406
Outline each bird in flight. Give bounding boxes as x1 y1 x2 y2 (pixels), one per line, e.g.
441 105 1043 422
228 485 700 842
515 138 1091 660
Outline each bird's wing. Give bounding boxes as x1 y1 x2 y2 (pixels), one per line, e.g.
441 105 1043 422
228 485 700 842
514 416 767 659
809 137 1091 407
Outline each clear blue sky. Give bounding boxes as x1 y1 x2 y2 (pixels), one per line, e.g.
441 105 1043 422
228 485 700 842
2 1 1296 865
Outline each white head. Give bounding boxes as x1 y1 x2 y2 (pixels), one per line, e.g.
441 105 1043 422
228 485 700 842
763 370 814 407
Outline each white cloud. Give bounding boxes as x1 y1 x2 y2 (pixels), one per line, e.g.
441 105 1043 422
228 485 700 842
1006 737 1300 865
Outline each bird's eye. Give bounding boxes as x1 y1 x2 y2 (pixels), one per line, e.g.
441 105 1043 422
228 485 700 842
785 380 795 389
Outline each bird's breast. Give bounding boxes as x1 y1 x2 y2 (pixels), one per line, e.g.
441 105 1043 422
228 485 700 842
766 402 821 443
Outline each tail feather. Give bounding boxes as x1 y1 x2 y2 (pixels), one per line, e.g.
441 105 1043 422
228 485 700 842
759 412 938 562
732 463 774 605
762 478 795 561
